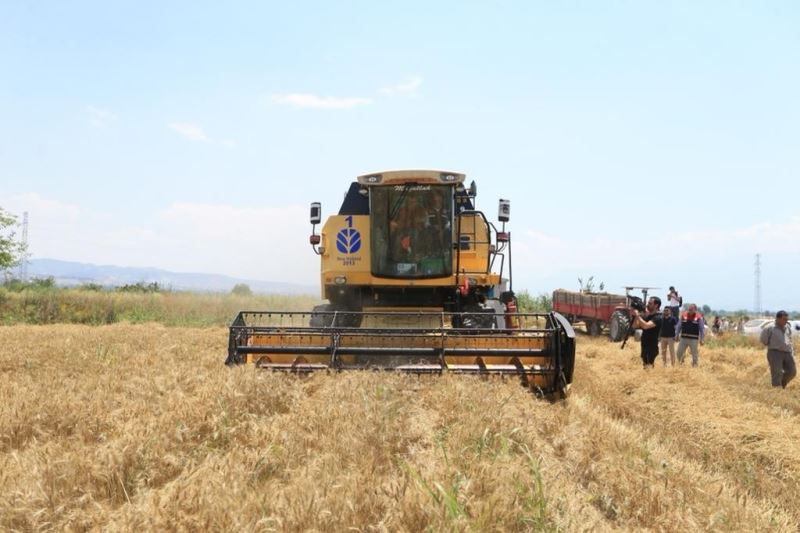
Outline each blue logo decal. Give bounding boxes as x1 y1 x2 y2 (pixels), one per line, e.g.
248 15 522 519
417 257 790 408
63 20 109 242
336 216 361 254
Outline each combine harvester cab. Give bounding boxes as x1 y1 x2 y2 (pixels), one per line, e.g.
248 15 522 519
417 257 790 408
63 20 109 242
225 170 575 399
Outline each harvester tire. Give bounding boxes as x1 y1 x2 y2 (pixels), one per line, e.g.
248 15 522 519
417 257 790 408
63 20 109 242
608 311 629 342
460 305 497 331
309 304 333 327
586 320 600 337
335 311 363 328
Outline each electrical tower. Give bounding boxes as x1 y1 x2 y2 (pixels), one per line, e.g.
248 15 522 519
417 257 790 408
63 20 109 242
754 253 761 315
19 211 29 281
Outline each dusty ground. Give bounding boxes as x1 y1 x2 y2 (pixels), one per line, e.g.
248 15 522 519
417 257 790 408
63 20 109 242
1 324 798 531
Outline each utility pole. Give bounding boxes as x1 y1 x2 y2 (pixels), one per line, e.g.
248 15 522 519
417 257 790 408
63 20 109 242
19 211 29 281
754 253 761 316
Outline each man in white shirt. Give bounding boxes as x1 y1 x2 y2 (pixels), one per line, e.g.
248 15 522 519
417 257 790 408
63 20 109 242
667 286 682 317
760 310 796 389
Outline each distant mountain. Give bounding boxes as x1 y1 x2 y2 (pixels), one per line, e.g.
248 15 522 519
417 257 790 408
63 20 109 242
25 258 317 295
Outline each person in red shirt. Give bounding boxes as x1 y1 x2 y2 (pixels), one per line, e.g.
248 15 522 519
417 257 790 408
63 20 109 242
675 303 705 367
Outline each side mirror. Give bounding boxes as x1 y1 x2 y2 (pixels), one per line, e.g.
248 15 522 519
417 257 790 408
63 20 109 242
469 180 477 197
310 202 321 224
498 199 510 222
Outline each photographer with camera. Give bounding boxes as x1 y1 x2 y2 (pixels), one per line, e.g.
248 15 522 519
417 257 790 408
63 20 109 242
667 286 682 317
631 296 663 368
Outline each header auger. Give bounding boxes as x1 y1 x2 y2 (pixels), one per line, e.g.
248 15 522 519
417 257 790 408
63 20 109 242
225 170 575 399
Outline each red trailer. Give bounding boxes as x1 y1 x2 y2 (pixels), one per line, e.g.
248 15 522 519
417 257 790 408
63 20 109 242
552 289 628 337
552 287 659 340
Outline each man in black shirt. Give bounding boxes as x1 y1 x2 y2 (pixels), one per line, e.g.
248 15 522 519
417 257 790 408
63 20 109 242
632 296 663 368
659 306 679 367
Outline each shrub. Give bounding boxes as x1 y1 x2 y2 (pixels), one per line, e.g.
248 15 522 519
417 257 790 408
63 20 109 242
2 277 56 292
117 282 161 293
231 283 253 296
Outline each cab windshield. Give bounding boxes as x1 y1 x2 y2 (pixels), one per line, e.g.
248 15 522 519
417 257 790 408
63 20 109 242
371 184 453 278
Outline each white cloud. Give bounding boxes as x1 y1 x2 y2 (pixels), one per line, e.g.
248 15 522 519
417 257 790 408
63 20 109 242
167 123 237 148
267 77 421 111
155 202 317 281
379 76 423 96
514 217 800 279
1 192 81 222
269 93 372 110
160 202 303 238
167 122 209 142
0 193 318 284
17 200 317 283
0 193 84 264
86 105 116 128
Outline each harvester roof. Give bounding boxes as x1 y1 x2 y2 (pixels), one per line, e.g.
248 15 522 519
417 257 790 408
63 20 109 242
357 169 465 185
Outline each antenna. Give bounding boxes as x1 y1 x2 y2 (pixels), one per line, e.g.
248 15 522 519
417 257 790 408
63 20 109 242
754 253 761 315
19 211 29 281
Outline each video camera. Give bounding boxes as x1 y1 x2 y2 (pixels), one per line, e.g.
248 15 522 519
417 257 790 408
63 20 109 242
620 295 646 350
629 295 646 313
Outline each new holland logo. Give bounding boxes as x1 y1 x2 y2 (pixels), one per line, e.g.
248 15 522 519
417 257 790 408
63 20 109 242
336 216 361 254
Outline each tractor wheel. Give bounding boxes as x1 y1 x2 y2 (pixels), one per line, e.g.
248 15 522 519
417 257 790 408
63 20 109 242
586 320 601 337
608 310 629 342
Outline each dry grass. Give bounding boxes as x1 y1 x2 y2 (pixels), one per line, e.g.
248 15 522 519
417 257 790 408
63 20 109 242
1 325 799 531
0 290 320 326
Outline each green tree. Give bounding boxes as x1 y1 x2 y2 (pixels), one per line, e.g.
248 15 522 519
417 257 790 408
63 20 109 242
231 283 253 296
0 207 26 271
516 290 552 312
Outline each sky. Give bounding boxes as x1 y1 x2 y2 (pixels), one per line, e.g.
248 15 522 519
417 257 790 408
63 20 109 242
1 1 798 311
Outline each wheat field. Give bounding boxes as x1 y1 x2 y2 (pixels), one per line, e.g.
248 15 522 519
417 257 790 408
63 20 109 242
1 324 798 531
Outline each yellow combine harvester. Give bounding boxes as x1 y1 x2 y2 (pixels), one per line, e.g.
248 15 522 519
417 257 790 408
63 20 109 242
225 170 575 399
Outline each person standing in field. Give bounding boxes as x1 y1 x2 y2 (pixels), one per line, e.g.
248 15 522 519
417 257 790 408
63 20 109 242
659 306 678 367
667 286 682 317
631 296 663 368
712 315 722 336
676 303 705 367
760 310 796 389
737 316 746 334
